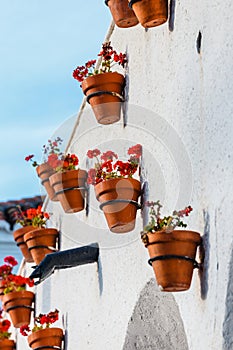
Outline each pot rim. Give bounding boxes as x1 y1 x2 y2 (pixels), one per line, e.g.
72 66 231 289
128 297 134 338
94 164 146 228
28 327 63 343
24 228 58 241
95 177 141 191
13 226 37 240
2 290 35 303
0 338 15 345
49 168 87 185
143 229 201 247
82 71 125 93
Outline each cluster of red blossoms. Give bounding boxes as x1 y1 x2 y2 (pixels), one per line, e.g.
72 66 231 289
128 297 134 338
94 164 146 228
0 309 11 340
20 309 59 336
0 256 18 279
73 41 127 83
47 153 79 172
17 205 49 228
72 60 96 83
87 144 142 185
1 274 34 294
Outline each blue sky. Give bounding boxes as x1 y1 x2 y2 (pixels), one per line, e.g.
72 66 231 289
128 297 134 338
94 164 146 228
0 1 111 201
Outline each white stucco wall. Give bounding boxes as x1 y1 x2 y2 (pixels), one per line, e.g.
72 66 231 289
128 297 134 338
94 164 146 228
16 0 233 349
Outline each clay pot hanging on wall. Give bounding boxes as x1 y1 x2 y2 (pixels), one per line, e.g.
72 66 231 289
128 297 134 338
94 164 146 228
105 0 139 28
13 226 34 263
49 169 87 213
128 0 168 28
82 72 125 125
36 163 58 201
0 280 5 300
27 328 63 350
24 228 59 265
143 230 201 292
2 291 34 328
95 178 141 233
0 339 16 350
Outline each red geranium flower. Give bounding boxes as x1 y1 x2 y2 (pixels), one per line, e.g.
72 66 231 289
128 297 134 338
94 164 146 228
73 41 127 83
20 309 60 337
0 311 12 339
101 151 118 162
25 154 34 162
87 144 142 185
20 324 31 336
1 273 34 294
4 256 18 267
128 144 142 158
87 149 101 159
16 205 50 229
0 256 18 279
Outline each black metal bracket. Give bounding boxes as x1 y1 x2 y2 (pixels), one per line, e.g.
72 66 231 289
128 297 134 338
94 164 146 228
128 0 141 9
33 347 61 350
86 90 125 104
16 241 25 247
29 244 99 285
99 199 141 211
6 305 35 312
148 255 200 269
55 186 86 196
41 177 50 185
28 245 58 252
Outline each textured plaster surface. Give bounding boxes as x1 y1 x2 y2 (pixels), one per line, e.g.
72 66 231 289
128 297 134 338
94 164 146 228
16 1 233 349
123 279 188 350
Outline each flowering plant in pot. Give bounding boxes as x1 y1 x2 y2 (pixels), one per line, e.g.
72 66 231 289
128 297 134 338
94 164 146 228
141 201 201 292
25 137 63 201
1 272 34 328
17 207 59 266
48 152 87 213
0 309 15 350
87 144 142 233
73 42 127 125
105 0 139 28
20 309 63 350
13 205 57 264
0 257 18 300
128 0 168 28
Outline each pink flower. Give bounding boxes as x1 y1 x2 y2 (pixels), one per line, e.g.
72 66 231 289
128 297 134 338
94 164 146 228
101 151 118 162
87 149 101 159
87 168 97 185
128 144 142 158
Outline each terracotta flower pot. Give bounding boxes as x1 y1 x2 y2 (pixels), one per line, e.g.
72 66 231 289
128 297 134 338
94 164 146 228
0 339 15 350
2 291 34 328
24 228 59 265
128 0 168 28
95 178 141 233
13 226 34 262
49 169 87 213
28 328 63 350
105 0 139 28
82 72 125 125
36 163 58 201
144 230 201 292
0 280 5 300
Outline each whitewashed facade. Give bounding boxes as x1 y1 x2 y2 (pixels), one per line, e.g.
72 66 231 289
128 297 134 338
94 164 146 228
16 1 233 349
